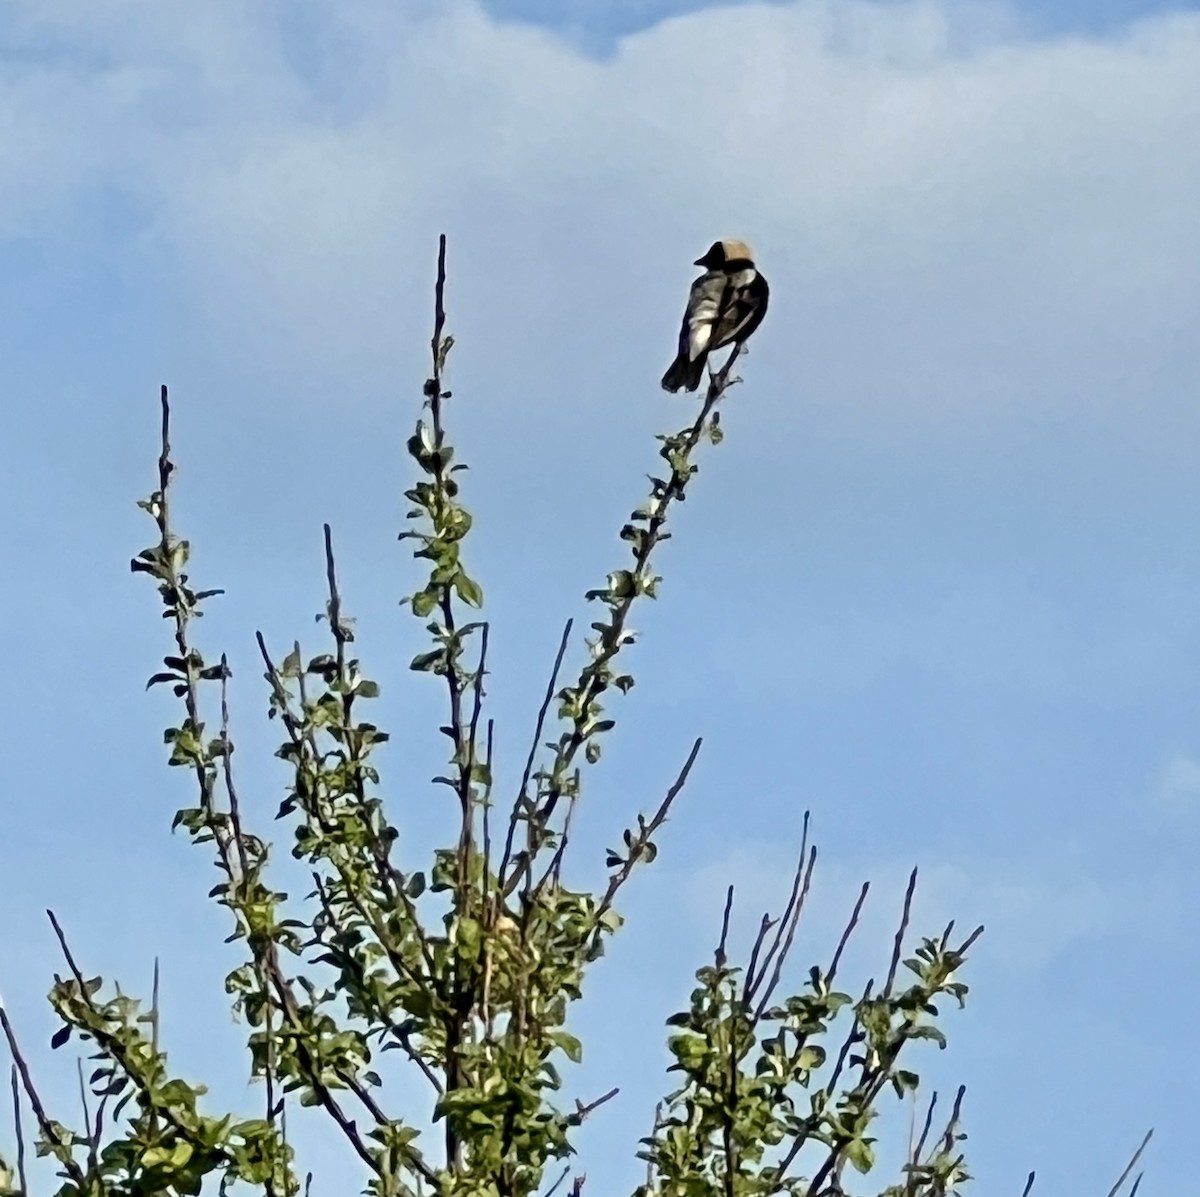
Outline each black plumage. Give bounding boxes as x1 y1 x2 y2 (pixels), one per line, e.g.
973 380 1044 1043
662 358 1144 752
662 239 769 393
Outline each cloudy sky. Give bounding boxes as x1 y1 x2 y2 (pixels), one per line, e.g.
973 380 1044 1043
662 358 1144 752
2 0 1199 1192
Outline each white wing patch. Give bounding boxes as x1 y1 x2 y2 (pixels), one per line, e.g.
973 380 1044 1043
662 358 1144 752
685 275 726 361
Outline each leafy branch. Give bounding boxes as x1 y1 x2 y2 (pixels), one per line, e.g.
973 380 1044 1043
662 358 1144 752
0 236 1152 1197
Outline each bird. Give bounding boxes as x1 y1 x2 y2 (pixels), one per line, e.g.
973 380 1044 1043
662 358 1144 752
661 239 769 393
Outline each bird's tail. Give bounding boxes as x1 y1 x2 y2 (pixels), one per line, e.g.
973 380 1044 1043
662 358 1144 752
661 351 706 393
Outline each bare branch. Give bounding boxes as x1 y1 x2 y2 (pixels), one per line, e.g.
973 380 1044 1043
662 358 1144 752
884 868 918 997
752 845 816 1021
10 1065 28 1197
74 1059 97 1173
912 1090 938 1171
827 882 870 984
1105 1130 1153 1197
500 619 573 892
0 1008 87 1190
715 886 735 970
592 738 702 932
568 1087 619 1126
524 348 743 847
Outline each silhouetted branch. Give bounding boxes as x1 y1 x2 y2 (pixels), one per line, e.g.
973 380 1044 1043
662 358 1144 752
1106 1130 1153 1197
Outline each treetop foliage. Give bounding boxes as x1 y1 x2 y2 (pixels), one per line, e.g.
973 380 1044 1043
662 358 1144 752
0 238 1150 1197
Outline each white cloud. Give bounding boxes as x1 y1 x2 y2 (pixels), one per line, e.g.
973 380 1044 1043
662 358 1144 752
2 0 1198 427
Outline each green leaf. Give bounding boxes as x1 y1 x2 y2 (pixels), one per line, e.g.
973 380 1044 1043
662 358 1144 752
796 1045 825 1072
455 916 482 962
551 1031 583 1064
845 1138 875 1174
607 570 635 598
909 1025 948 1049
598 909 623 933
412 587 439 618
455 573 484 609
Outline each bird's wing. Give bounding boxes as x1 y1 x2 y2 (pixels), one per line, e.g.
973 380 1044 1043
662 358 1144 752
678 271 731 361
710 270 769 352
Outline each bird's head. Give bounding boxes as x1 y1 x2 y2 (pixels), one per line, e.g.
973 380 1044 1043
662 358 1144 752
695 239 756 269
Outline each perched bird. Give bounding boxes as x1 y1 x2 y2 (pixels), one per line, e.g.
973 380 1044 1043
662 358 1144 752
661 239 769 393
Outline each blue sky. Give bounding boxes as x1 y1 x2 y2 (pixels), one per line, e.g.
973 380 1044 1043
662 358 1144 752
2 0 1199 1193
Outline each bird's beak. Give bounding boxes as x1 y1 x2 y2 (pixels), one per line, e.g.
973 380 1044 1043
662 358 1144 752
693 256 707 266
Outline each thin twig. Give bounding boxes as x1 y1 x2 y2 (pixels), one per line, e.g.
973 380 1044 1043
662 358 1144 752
715 886 735 970
47 911 243 1176
423 233 480 1177
568 1087 619 1126
466 623 490 785
1105 1130 1153 1197
482 718 496 890
774 987 868 1187
516 348 744 884
499 620 573 891
261 943 434 1185
789 983 872 1193
958 924 986 955
722 969 742 1197
884 868 918 997
505 345 747 901
747 815 810 1002
590 738 703 934
0 1009 87 1189
531 786 581 904
10 1065 28 1197
753 846 817 1021
551 791 579 886
150 958 161 1055
147 954 162 1144
256 633 437 986
543 1165 572 1197
458 621 491 898
46 911 87 992
264 979 280 1197
645 1103 662 1189
828 882 870 984
218 654 287 1197
913 1091 938 1167
155 386 222 821
311 873 443 1094
744 913 776 996
75 1059 97 1173
940 1085 966 1154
